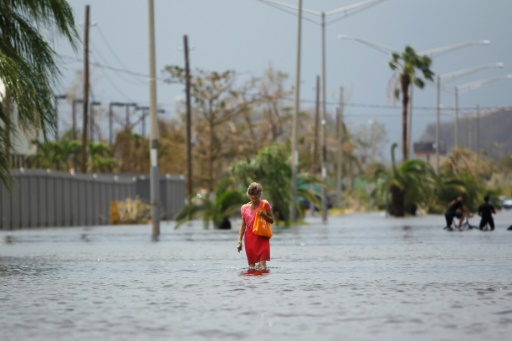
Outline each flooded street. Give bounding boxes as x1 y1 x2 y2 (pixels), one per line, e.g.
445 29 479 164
1 212 512 341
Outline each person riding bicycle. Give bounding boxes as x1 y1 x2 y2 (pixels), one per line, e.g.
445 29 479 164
445 196 472 231
477 196 496 231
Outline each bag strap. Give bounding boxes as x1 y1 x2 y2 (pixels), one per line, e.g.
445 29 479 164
260 199 267 209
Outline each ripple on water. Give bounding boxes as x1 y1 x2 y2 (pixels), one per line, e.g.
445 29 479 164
1 214 512 340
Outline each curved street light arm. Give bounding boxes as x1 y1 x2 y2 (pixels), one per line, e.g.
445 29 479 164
438 63 504 82
259 0 320 16
456 74 512 94
419 40 490 57
326 0 385 16
259 0 385 18
337 34 398 55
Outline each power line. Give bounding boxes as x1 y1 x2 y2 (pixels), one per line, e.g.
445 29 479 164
91 40 146 86
61 55 167 81
95 24 145 84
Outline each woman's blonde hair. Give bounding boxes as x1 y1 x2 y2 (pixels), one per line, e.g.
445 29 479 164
246 182 263 196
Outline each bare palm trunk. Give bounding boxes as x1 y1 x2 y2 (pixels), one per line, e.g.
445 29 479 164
390 184 405 217
401 74 410 161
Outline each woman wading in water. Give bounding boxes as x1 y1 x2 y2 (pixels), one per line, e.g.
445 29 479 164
237 182 274 270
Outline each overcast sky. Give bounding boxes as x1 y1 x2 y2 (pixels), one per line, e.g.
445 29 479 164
53 0 512 158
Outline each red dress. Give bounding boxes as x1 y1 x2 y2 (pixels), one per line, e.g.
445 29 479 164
241 200 271 265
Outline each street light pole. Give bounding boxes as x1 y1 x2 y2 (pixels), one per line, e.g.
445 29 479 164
320 11 328 223
436 75 441 172
53 94 67 141
184 34 193 198
89 101 101 142
455 87 459 147
336 87 344 209
290 0 302 223
108 102 125 146
72 99 83 141
148 0 160 238
125 103 137 131
136 106 149 136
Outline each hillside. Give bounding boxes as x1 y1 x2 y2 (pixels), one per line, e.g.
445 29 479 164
417 106 512 160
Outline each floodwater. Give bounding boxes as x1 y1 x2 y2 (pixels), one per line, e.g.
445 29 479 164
1 212 512 341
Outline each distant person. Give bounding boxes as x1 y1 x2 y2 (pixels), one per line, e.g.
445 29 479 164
237 182 274 270
445 196 472 231
478 196 496 231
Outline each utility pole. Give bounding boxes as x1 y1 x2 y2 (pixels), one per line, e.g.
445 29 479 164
311 75 320 175
336 87 344 209
320 11 328 224
148 0 160 238
476 105 480 156
81 5 90 174
290 0 302 223
184 34 193 197
435 75 440 173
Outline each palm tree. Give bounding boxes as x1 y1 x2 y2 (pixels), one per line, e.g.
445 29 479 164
0 0 79 186
26 138 81 171
389 46 434 161
373 143 437 216
174 179 246 230
87 141 117 173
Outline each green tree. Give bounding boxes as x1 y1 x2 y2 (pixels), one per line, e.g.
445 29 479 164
0 0 79 186
389 46 434 161
27 138 80 170
174 179 246 230
229 143 321 225
373 143 437 216
87 141 117 173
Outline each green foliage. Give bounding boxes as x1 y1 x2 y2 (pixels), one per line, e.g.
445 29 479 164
26 139 117 173
373 143 437 216
0 0 79 187
174 178 246 229
389 46 434 93
87 141 117 173
27 139 81 170
229 143 323 225
373 143 494 215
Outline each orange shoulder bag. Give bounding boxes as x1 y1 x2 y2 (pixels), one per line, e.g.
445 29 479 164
252 200 273 239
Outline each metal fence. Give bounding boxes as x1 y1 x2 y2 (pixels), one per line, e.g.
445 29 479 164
0 169 185 230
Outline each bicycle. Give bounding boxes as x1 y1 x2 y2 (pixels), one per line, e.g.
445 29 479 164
443 214 478 231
